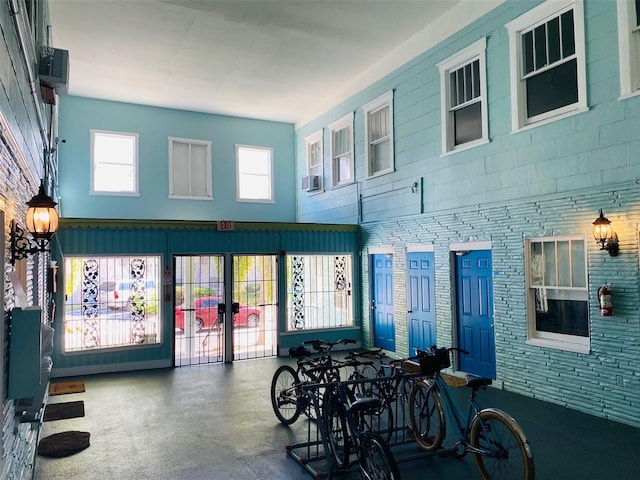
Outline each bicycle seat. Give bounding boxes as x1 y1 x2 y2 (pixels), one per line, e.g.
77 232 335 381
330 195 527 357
465 375 492 389
350 395 382 414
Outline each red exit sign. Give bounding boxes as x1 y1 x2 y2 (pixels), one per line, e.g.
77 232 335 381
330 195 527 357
217 220 234 231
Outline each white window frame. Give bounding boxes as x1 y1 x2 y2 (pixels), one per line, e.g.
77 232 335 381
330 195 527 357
329 112 355 187
506 0 588 132
304 130 324 191
235 144 274 203
617 0 640 98
524 235 590 353
168 137 212 200
363 91 394 177
90 129 139 196
438 38 489 154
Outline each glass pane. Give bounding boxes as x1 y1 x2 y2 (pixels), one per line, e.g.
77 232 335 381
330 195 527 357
636 0 640 27
472 59 480 98
530 242 544 285
557 241 570 286
534 24 547 70
190 144 208 196
543 241 556 286
239 148 270 175
450 71 458 107
172 142 189 195
453 102 482 145
561 10 575 57
370 107 389 141
548 16 561 64
337 155 352 183
571 240 586 287
526 59 578 117
535 299 588 336
94 134 136 166
239 173 269 199
94 164 134 192
464 63 473 102
456 68 465 105
523 30 534 74
372 139 391 173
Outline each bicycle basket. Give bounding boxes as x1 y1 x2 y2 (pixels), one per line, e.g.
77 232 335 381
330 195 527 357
418 348 450 375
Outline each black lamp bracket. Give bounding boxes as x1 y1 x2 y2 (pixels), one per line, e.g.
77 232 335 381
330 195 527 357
10 219 48 265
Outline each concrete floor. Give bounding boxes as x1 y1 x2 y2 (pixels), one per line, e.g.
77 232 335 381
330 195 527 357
35 357 640 480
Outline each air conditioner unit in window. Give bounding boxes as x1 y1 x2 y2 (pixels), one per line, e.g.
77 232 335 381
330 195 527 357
39 47 69 96
301 175 321 192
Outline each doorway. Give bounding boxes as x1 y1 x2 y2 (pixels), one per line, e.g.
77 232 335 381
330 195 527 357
454 249 496 378
174 254 278 366
407 250 436 356
371 253 395 352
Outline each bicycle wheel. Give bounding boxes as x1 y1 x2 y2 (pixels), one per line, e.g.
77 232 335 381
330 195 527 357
270 365 301 425
408 380 446 451
322 389 350 471
359 432 401 480
470 408 535 480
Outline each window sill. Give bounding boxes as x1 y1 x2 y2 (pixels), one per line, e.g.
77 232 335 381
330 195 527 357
441 137 490 157
512 105 589 134
526 337 590 354
618 89 640 101
169 195 213 201
90 191 140 197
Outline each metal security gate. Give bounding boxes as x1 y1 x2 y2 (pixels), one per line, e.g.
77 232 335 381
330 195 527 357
174 254 277 366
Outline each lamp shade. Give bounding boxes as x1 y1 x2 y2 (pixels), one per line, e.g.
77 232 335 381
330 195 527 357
592 209 612 243
24 182 59 241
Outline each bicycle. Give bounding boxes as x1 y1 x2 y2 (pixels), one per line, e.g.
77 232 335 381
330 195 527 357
270 338 356 425
408 346 535 480
322 378 401 479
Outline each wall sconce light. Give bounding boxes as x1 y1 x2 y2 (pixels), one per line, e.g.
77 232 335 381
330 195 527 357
10 181 59 264
592 209 619 256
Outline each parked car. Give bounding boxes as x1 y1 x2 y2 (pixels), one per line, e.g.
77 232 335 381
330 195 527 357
175 296 260 330
99 280 157 310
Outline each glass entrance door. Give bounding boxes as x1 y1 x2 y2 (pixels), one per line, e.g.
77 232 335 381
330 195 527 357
174 254 277 366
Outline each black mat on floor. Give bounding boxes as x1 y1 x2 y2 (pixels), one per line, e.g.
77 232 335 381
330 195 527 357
38 431 90 457
43 400 85 422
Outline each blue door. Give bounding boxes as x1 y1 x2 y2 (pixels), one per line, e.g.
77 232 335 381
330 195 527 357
372 254 395 352
407 251 436 356
455 250 496 379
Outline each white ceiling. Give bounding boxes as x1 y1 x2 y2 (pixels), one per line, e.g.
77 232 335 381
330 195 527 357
48 0 500 126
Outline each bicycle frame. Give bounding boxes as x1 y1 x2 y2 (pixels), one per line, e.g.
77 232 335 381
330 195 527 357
428 372 493 456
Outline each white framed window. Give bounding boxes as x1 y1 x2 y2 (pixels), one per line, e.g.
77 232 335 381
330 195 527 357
286 254 354 331
329 113 354 187
617 0 640 97
304 130 323 191
525 236 589 353
506 0 587 131
168 137 212 200
91 129 139 195
63 255 162 351
438 38 488 154
236 145 274 203
363 91 394 177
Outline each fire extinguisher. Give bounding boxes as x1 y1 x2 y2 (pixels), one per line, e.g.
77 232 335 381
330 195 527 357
598 284 613 317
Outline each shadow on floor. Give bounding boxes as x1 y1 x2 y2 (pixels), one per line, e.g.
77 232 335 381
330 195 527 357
35 358 640 480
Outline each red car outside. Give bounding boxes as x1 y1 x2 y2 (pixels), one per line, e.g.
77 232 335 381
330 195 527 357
175 296 260 331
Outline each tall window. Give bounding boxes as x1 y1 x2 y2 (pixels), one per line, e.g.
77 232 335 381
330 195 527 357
525 236 589 353
63 255 161 352
169 137 212 199
236 145 274 202
91 130 139 195
506 0 587 130
363 91 394 177
438 38 488 154
304 130 323 191
287 255 353 331
617 0 640 96
329 113 354 186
